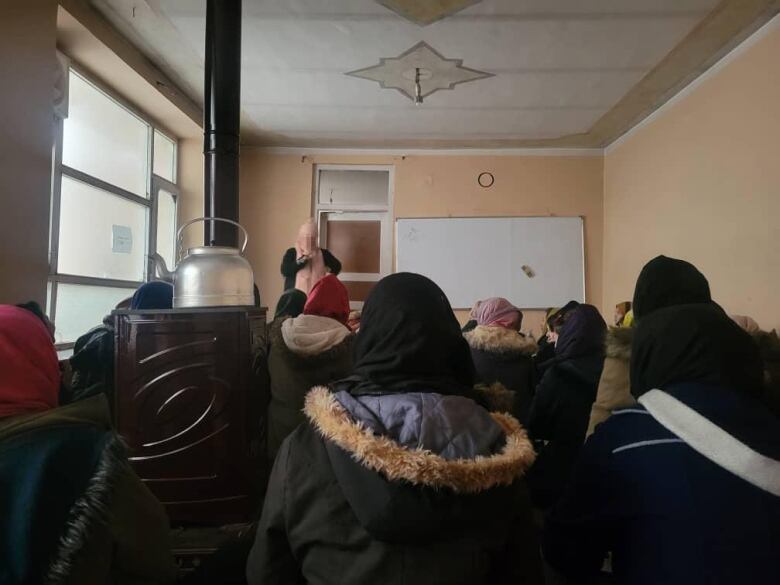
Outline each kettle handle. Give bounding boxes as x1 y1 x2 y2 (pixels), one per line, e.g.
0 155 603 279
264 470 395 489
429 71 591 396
177 217 249 256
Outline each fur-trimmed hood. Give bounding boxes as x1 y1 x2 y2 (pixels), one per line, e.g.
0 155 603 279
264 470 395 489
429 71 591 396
303 386 536 542
304 386 535 493
271 316 353 365
605 326 633 361
464 325 538 356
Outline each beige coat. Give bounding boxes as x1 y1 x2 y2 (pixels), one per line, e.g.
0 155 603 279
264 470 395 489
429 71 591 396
587 327 636 437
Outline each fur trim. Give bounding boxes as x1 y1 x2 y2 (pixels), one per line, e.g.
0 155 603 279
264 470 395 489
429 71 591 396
605 326 633 361
271 317 353 365
304 387 536 494
464 326 538 356
475 382 515 414
46 434 125 585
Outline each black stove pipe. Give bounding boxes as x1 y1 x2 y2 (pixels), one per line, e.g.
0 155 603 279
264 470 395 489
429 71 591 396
203 0 242 246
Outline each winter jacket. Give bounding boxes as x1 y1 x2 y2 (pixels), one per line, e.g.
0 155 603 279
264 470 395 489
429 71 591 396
526 353 604 509
281 248 341 292
267 316 353 461
0 395 176 585
587 327 636 437
754 330 780 418
248 386 543 585
543 382 780 585
465 326 538 424
67 323 114 407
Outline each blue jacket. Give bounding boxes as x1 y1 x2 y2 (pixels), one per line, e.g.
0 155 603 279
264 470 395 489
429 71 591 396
542 382 780 585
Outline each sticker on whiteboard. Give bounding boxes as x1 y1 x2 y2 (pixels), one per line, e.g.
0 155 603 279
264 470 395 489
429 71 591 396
112 225 133 253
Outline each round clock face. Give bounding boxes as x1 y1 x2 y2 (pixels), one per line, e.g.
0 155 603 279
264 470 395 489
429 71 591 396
477 172 494 188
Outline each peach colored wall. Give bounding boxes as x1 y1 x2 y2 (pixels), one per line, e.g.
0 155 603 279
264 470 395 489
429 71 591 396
240 152 604 334
0 0 58 305
177 137 204 251
604 21 780 332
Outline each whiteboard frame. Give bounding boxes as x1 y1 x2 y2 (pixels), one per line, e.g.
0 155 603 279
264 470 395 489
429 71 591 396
394 216 586 310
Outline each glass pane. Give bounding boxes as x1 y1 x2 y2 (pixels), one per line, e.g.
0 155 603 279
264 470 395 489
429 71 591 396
58 176 149 281
63 70 150 196
153 130 176 182
318 170 389 207
54 283 136 344
156 189 177 269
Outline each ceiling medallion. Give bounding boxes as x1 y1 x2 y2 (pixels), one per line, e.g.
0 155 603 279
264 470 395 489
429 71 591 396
376 0 483 26
346 41 493 104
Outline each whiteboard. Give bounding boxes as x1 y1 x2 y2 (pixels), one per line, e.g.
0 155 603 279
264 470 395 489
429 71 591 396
395 217 584 309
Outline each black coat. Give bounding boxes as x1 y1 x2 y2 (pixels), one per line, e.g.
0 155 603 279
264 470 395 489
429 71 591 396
526 353 604 509
464 326 538 424
280 248 341 291
248 387 543 585
266 317 353 462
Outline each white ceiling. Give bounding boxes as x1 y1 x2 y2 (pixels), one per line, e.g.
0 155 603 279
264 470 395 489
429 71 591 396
91 0 719 147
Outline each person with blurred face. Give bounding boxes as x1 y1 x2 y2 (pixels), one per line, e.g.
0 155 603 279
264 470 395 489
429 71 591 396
280 219 342 294
614 301 632 327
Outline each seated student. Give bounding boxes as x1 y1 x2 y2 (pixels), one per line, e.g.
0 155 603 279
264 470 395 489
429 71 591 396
464 297 537 424
526 304 606 509
533 301 579 375
0 305 176 585
731 314 780 418
272 288 307 322
613 301 631 326
587 256 714 437
266 275 353 461
461 300 482 333
543 303 780 585
248 274 543 585
68 281 173 407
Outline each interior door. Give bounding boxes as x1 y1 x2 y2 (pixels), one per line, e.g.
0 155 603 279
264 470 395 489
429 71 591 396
320 211 390 309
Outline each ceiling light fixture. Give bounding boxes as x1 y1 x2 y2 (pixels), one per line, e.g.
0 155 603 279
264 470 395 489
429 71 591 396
346 41 493 104
414 68 423 105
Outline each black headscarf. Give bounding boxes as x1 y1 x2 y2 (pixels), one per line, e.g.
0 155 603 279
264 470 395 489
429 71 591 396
554 304 607 361
547 300 580 333
274 289 307 320
335 273 476 397
631 303 764 399
632 255 711 321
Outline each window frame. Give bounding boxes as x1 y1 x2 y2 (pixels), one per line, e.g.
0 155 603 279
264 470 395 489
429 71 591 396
49 64 181 349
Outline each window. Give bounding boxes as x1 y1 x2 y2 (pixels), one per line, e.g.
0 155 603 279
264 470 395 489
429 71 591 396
49 69 180 347
314 165 393 310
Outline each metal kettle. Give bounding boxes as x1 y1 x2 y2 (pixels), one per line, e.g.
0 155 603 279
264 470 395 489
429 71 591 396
150 217 255 308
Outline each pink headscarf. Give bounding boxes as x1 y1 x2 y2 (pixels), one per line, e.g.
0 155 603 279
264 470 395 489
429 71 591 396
473 297 522 329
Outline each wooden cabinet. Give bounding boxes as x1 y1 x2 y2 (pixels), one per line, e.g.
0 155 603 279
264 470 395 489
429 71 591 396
113 307 268 525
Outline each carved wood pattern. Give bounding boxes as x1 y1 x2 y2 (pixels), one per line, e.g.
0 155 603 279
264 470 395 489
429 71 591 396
114 308 267 524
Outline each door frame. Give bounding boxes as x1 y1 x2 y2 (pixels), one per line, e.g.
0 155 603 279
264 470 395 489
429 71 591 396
313 164 394 308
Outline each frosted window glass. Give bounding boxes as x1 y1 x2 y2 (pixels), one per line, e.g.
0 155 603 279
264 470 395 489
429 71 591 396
153 130 177 182
63 71 150 196
318 170 389 206
54 283 136 344
58 176 148 281
156 189 177 269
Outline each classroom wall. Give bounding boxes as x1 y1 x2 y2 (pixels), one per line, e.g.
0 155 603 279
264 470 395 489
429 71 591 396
0 0 58 306
603 19 780 331
177 137 205 251
240 152 604 335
